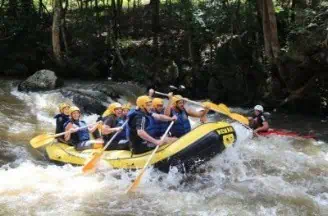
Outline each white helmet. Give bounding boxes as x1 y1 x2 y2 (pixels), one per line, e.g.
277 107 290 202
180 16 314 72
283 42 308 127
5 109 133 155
254 105 264 112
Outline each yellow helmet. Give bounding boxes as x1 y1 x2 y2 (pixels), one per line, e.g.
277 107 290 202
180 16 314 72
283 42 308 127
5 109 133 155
172 95 184 106
69 106 80 115
152 98 164 108
58 103 70 112
136 95 152 109
103 102 122 117
122 103 132 110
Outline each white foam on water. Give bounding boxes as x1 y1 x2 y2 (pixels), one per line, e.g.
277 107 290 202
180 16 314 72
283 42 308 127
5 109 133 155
1 82 327 215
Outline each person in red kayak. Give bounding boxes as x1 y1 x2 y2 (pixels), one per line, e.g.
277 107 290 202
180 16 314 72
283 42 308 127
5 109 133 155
249 105 269 133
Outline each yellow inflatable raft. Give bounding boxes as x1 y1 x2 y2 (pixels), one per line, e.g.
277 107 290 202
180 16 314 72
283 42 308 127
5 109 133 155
45 121 236 172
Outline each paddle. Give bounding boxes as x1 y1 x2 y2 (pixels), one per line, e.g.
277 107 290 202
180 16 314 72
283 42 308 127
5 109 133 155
30 122 99 148
154 91 249 125
126 121 175 193
82 120 128 173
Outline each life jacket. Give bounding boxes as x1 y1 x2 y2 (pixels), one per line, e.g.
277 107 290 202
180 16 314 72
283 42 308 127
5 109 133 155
127 109 155 153
251 113 266 130
170 108 191 138
63 119 90 145
103 114 127 142
54 113 70 134
149 110 168 138
127 109 154 136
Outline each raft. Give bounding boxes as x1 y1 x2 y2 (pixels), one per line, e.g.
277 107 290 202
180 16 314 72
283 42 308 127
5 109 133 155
258 129 316 140
45 121 237 172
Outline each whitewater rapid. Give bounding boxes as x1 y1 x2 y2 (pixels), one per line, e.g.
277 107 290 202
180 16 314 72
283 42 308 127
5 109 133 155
0 80 327 216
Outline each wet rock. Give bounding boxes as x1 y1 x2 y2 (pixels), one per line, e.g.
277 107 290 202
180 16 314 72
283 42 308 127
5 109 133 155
59 82 145 115
60 88 107 115
18 69 63 92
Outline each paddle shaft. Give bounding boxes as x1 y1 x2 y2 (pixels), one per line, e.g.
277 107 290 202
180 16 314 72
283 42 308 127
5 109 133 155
126 121 174 193
155 90 249 126
139 121 174 169
155 91 208 109
102 120 128 151
49 122 98 138
58 122 98 138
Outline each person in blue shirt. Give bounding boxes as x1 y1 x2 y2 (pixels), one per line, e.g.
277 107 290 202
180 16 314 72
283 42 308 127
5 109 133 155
127 96 176 154
164 93 209 138
64 106 103 151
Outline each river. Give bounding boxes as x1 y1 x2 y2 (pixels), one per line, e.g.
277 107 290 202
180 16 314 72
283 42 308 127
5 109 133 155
0 79 327 216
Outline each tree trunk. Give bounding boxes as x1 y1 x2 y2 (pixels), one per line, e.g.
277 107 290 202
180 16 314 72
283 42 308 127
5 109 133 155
258 0 288 90
151 0 160 54
8 0 18 17
111 0 118 38
107 23 125 67
52 0 63 65
151 0 160 80
95 0 99 17
61 0 69 53
260 0 280 61
21 0 33 15
311 0 320 8
181 0 194 63
39 0 43 16
293 0 307 24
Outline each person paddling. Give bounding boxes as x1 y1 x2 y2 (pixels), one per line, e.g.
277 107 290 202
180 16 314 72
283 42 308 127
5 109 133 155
248 105 269 133
64 106 103 151
54 103 70 143
148 89 171 138
127 96 176 154
149 97 170 138
164 93 209 138
101 102 129 150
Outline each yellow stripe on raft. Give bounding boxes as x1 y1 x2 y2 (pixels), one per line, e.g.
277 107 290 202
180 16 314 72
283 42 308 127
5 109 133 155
45 121 233 169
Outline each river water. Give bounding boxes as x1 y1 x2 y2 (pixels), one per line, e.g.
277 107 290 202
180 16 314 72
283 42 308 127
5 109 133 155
0 79 328 216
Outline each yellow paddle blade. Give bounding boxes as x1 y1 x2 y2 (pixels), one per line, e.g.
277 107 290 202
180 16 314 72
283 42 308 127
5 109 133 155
217 103 231 115
29 134 55 148
126 168 146 193
202 102 229 116
82 151 104 173
229 113 249 125
126 145 160 193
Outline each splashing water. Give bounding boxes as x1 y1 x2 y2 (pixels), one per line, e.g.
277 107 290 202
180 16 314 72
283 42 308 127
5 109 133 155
0 80 327 215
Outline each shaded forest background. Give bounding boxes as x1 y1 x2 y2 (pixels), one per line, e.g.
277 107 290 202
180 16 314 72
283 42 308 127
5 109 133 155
0 0 328 115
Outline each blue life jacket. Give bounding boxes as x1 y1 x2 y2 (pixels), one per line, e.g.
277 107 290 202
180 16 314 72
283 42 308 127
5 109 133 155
150 110 168 138
114 117 127 141
63 119 90 144
170 109 191 138
54 113 70 134
127 109 154 137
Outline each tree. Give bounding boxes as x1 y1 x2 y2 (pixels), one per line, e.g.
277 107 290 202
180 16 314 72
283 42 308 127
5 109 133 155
52 0 63 65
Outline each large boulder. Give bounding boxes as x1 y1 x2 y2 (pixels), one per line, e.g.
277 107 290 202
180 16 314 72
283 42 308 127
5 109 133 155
18 69 63 92
60 88 107 115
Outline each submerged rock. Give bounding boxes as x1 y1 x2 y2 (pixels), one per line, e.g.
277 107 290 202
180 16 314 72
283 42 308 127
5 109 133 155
18 69 63 92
